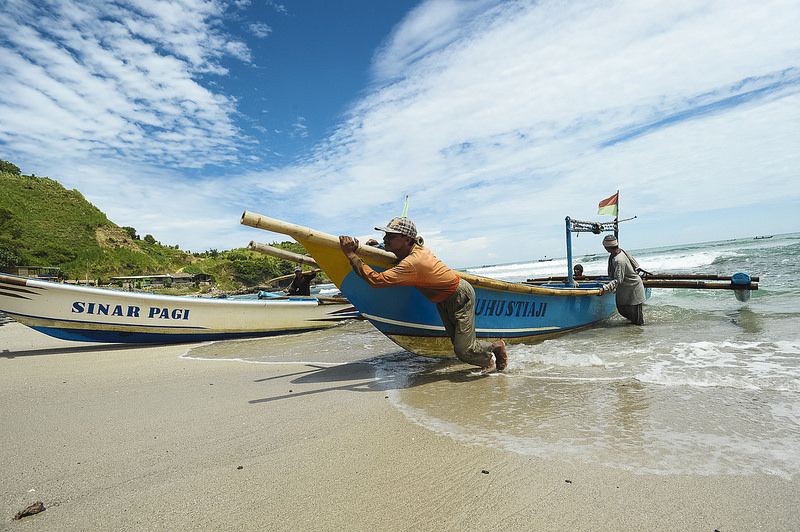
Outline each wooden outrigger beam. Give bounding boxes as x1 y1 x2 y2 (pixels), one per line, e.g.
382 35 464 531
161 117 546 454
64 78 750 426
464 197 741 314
241 211 609 297
528 273 759 283
642 279 758 290
527 274 759 290
248 241 320 268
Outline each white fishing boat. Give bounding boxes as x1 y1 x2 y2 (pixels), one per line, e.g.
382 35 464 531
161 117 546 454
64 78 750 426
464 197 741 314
0 273 359 343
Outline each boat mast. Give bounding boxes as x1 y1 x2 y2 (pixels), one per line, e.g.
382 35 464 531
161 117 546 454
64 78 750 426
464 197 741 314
565 217 618 287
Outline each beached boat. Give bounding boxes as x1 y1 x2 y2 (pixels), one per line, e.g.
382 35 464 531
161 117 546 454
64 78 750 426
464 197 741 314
241 211 618 356
0 273 359 343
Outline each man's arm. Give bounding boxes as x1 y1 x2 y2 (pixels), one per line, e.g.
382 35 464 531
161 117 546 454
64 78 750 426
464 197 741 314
338 235 417 287
599 256 622 294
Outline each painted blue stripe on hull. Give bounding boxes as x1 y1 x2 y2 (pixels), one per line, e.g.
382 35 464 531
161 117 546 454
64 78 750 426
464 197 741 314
31 326 323 344
366 319 597 339
3 310 205 330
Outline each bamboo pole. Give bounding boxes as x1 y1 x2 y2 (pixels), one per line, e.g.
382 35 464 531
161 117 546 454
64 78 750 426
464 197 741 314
642 280 758 290
241 210 606 297
528 273 760 283
261 271 323 287
641 273 760 282
248 241 320 268
527 274 760 290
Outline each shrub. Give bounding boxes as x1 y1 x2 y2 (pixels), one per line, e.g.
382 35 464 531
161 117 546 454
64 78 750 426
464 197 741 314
0 160 21 175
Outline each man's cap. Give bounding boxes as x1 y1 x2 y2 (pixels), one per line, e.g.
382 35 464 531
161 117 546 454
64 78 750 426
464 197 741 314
294 266 302 272
603 235 619 247
374 217 417 238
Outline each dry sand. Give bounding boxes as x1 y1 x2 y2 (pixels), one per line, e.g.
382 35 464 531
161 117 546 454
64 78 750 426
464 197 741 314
1 321 796 531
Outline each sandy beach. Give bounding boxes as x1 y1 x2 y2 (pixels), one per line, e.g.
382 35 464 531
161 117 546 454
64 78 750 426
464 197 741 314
1 321 797 531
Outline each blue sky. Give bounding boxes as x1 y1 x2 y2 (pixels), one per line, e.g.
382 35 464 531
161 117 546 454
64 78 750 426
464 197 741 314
1 0 798 268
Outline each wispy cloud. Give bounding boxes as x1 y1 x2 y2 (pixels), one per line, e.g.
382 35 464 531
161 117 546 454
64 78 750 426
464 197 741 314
290 116 309 138
249 0 800 265
0 0 248 169
248 22 273 38
0 0 797 266
266 1 288 15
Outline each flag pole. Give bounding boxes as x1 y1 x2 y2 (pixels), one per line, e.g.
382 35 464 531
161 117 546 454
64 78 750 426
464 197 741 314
614 189 619 238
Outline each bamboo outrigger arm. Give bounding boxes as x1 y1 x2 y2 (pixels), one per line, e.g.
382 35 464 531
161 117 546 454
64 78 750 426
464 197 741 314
248 241 320 268
241 210 609 297
526 275 759 290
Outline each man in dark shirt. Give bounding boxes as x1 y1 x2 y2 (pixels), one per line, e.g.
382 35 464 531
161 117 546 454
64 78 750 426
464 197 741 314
287 267 316 296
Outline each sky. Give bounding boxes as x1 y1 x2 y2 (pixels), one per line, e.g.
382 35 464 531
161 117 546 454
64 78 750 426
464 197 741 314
1 0 798 268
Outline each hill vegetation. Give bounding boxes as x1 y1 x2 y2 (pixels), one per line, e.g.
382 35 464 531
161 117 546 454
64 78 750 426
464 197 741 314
0 160 315 291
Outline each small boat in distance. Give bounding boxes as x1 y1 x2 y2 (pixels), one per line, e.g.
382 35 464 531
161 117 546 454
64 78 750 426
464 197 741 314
537 257 554 262
753 235 773 240
0 273 358 343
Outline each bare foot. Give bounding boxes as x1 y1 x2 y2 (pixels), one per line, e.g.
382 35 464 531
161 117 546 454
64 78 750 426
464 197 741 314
492 340 508 371
479 354 497 375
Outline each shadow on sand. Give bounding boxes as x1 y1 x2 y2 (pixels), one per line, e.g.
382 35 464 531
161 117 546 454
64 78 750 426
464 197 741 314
248 353 489 405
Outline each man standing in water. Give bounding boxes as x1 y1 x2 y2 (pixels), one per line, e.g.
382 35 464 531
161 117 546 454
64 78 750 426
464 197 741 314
599 234 646 325
339 217 508 373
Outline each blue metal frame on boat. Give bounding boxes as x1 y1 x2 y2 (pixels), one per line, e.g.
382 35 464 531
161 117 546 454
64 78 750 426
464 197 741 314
241 211 618 356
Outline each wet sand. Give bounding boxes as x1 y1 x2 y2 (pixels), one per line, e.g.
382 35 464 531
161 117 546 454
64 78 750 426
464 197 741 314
1 321 796 531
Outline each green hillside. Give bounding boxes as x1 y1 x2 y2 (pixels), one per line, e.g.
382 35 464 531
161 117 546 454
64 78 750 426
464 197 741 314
0 160 310 290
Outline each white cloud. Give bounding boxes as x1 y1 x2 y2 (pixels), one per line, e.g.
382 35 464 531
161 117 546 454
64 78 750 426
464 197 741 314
290 116 309 138
0 0 247 170
246 0 800 265
249 22 273 38
1 0 798 266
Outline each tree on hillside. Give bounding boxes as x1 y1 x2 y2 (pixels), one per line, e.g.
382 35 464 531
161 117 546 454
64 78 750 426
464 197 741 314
143 234 156 244
0 160 21 175
122 226 140 240
0 247 20 270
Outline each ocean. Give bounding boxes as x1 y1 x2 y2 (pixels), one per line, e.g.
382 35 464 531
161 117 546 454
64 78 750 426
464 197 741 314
186 232 800 478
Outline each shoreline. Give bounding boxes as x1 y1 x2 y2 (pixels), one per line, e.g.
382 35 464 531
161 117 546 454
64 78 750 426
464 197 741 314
1 322 796 530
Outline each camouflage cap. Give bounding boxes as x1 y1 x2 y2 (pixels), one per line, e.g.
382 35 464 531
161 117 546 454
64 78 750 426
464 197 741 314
602 235 619 247
374 217 417 238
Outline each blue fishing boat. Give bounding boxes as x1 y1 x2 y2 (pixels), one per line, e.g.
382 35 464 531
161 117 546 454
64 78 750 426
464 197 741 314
241 211 618 356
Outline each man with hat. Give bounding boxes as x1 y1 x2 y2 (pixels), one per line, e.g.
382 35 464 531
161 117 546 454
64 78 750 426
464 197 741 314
287 266 316 296
599 234 646 325
339 217 507 374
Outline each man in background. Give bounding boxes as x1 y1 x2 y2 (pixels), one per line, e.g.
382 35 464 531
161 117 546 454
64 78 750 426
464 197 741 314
287 267 316 296
599 235 646 325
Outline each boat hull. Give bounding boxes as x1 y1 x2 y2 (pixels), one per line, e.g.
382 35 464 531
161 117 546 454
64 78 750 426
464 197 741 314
298 240 616 356
0 274 358 344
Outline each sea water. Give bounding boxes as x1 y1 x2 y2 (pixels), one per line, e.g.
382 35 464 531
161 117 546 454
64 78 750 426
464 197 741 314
187 232 800 478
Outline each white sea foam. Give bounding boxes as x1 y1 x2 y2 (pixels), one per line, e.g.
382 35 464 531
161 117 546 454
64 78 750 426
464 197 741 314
466 248 734 280
637 249 737 272
510 343 605 369
635 340 800 391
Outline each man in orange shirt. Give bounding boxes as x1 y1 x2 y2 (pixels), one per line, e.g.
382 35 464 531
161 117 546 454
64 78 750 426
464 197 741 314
339 217 507 374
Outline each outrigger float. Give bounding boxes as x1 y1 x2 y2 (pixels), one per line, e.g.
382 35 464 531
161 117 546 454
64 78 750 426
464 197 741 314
0 273 358 343
241 211 758 356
